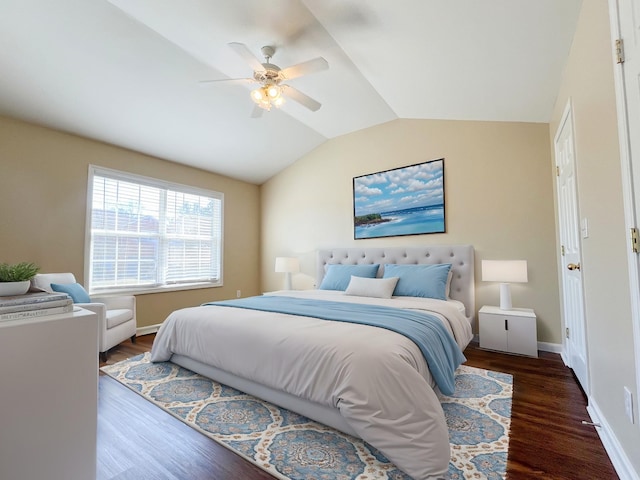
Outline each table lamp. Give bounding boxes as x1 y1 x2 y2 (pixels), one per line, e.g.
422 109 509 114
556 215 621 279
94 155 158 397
275 257 300 290
482 260 528 310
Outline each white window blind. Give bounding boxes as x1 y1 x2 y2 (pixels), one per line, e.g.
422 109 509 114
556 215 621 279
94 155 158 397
86 166 223 293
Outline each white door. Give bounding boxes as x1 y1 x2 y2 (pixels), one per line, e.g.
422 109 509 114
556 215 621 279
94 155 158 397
609 0 640 420
554 100 589 394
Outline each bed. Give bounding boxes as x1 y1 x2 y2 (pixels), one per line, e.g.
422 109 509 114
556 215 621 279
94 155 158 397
150 245 475 480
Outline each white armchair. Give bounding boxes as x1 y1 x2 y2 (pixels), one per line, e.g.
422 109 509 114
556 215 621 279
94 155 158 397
32 273 137 361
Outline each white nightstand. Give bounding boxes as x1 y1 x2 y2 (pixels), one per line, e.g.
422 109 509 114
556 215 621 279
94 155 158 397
478 305 538 357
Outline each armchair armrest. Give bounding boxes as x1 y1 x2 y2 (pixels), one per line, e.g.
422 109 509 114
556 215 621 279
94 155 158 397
76 302 108 333
76 302 107 317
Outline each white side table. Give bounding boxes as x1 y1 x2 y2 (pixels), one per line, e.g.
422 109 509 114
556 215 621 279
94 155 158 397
479 305 538 357
0 308 98 480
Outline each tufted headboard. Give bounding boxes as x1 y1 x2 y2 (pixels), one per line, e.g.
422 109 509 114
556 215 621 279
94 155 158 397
317 245 475 323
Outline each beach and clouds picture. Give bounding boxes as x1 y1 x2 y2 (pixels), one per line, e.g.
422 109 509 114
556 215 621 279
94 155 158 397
353 158 445 239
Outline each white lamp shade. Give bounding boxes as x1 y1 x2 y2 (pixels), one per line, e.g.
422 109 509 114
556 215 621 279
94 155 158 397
481 260 528 283
275 257 300 273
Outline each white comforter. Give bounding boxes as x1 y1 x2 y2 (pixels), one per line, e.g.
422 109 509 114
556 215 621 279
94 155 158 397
151 290 473 480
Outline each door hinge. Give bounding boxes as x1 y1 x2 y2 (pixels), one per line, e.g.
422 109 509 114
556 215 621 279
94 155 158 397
631 227 639 253
616 39 625 64
561 245 565 256
566 327 570 339
556 166 560 176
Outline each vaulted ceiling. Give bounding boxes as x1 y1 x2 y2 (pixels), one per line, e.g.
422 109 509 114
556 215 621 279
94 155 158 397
0 0 582 184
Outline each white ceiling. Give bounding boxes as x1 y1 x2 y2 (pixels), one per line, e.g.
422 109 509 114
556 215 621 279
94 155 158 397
0 0 582 184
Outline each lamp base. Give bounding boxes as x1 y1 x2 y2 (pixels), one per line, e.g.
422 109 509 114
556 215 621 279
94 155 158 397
284 273 292 291
499 283 512 311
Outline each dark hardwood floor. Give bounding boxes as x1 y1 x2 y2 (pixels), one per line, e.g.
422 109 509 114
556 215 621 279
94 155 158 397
98 336 619 480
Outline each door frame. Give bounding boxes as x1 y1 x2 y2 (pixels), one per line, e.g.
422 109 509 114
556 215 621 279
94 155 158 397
608 0 640 430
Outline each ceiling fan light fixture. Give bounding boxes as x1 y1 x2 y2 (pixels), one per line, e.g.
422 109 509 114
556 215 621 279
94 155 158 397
251 87 265 102
267 84 281 98
251 85 284 110
257 102 271 111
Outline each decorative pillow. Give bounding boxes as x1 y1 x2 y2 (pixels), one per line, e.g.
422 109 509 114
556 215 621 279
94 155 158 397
382 263 452 300
345 275 399 299
50 282 91 303
319 264 380 291
445 268 453 298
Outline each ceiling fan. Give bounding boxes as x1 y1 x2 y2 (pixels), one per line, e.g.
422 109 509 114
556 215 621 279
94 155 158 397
200 42 328 117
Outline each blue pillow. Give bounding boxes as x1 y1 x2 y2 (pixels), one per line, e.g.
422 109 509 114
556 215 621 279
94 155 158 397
50 282 91 303
383 263 452 300
319 264 380 291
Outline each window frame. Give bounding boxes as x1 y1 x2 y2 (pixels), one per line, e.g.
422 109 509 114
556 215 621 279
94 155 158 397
84 165 224 296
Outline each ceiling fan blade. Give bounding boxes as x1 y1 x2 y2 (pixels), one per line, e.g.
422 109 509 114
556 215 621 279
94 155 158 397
283 85 321 112
250 105 265 118
228 42 265 72
280 57 328 80
199 78 255 86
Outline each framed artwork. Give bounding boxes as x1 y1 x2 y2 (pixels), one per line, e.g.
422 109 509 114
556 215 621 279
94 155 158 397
353 158 445 239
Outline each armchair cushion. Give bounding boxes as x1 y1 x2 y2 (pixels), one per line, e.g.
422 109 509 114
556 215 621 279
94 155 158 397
50 282 91 303
106 309 135 329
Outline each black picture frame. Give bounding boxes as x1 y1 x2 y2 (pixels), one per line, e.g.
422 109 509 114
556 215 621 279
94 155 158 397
353 158 445 239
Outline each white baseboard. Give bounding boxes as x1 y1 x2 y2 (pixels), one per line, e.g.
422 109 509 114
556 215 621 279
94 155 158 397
587 399 640 480
136 324 161 336
537 341 562 354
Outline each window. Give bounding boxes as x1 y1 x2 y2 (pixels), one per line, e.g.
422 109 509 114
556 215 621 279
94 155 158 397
86 166 223 294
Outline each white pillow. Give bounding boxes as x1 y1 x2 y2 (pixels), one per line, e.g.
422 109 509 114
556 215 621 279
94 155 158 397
345 275 399 299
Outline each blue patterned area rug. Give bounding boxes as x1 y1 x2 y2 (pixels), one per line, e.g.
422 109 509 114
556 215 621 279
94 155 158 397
101 353 512 480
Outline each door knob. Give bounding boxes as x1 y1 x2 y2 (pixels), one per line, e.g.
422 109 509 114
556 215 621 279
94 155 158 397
567 263 581 271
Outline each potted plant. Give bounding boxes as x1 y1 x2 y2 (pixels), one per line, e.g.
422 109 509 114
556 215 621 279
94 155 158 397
0 262 40 296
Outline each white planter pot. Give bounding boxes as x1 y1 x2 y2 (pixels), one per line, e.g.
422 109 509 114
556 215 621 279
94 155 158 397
0 281 30 296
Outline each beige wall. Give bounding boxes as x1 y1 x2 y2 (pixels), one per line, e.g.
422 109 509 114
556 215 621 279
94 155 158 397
549 0 640 472
0 115 261 328
261 118 562 343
